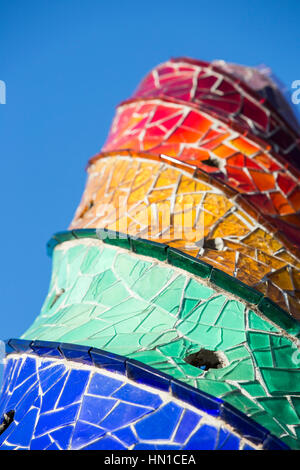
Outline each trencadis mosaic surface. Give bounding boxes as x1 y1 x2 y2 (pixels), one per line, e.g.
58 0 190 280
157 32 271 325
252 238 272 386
1 57 300 451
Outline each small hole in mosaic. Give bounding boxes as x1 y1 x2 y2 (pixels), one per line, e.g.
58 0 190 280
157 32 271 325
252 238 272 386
184 349 227 371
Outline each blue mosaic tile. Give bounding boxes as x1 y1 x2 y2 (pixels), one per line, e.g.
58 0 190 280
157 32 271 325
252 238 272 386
38 358 61 370
183 424 218 450
216 429 240 450
38 364 66 394
30 434 52 450
126 359 170 392
71 421 105 449
4 341 16 356
33 395 41 408
135 403 183 440
14 385 40 422
31 341 62 359
79 395 117 425
59 343 91 365
7 408 38 448
35 403 80 437
40 372 68 413
6 376 37 411
57 369 90 408
0 351 287 450
263 434 290 450
112 383 162 409
173 409 201 444
8 339 32 354
113 426 138 447
0 421 17 447
134 443 156 450
88 373 122 396
0 443 17 450
8 360 23 392
50 425 74 450
100 402 152 431
13 356 36 387
89 348 126 374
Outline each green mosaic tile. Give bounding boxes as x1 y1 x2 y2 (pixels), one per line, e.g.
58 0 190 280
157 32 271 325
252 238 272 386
48 231 296 333
247 331 271 350
180 298 200 319
251 411 287 436
271 336 298 369
157 339 187 358
114 253 151 286
258 297 300 336
67 244 85 263
21 241 300 449
80 246 106 274
215 300 245 331
260 368 300 395
253 349 274 368
128 350 167 365
258 397 299 425
58 318 108 342
241 381 268 398
225 345 250 362
132 265 174 300
210 268 263 305
178 361 205 378
167 247 212 279
52 231 74 244
185 278 213 300
153 276 187 315
195 379 236 396
67 247 88 287
55 304 94 325
65 276 93 304
131 238 168 261
205 357 255 381
248 310 279 333
51 248 64 276
181 295 225 324
222 391 263 416
83 270 118 302
72 228 101 239
102 230 131 250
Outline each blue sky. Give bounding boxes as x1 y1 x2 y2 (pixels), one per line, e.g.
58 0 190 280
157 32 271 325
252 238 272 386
0 0 300 342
